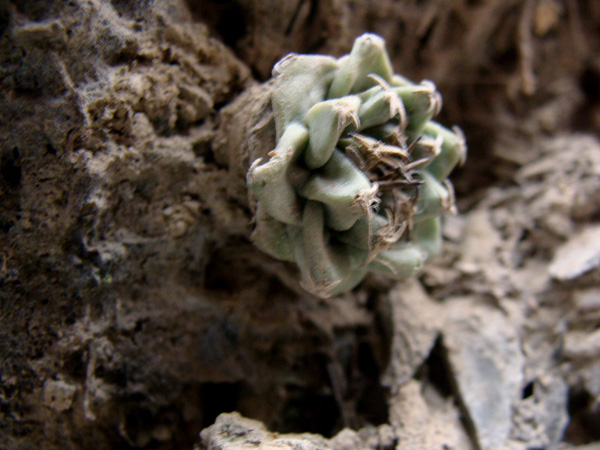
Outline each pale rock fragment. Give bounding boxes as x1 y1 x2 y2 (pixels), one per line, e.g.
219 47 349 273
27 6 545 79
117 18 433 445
199 412 331 450
43 379 78 413
442 298 524 450
548 225 600 280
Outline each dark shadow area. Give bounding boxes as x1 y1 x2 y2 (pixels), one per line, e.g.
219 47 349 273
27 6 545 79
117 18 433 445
563 387 600 445
200 239 393 438
1 147 22 187
572 62 600 133
200 382 242 429
356 340 390 426
273 388 340 436
185 0 248 50
416 337 480 449
415 336 454 398
202 240 265 293
521 380 535 400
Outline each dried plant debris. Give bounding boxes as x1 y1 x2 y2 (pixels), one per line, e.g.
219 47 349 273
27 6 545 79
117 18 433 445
247 33 466 297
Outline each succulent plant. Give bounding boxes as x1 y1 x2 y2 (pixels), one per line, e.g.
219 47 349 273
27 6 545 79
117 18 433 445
247 33 466 298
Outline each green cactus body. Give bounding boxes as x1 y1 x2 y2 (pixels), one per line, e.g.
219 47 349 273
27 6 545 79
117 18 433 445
247 33 466 298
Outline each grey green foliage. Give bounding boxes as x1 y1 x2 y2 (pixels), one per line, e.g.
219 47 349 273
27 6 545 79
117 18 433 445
247 34 466 298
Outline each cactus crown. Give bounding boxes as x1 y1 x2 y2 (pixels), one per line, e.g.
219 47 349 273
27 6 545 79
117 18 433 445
247 33 466 298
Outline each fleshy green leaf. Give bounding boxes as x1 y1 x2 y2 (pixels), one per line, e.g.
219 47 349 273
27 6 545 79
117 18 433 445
413 171 452 223
272 54 338 137
328 34 394 99
358 89 403 130
251 204 295 262
394 82 441 137
247 33 465 298
300 150 372 231
421 122 467 180
412 217 442 257
298 201 349 297
247 122 309 224
303 96 361 169
368 244 425 278
334 214 388 251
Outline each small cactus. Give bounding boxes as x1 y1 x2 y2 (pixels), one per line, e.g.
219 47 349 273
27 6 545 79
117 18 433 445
247 33 466 298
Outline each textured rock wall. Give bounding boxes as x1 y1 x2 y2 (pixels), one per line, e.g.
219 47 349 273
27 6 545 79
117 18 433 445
0 1 256 448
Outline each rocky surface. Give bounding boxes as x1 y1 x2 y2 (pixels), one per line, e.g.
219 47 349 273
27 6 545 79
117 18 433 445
1 0 600 449
197 135 600 450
